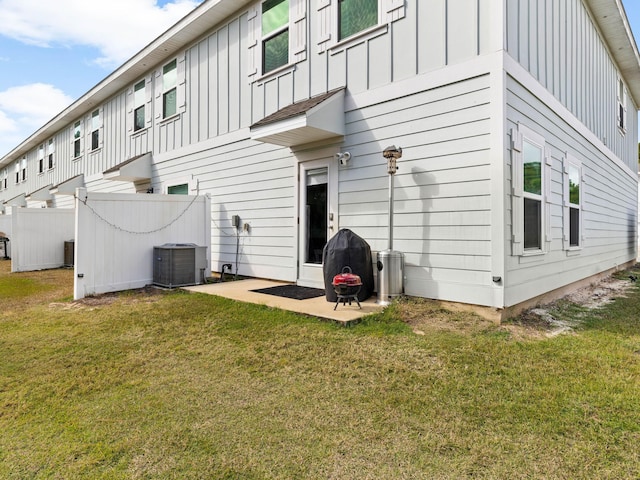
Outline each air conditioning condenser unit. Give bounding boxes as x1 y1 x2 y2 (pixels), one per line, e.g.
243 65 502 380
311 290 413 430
153 243 208 288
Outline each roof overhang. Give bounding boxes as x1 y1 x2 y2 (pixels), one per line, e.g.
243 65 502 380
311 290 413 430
586 0 640 105
103 152 152 182
0 0 254 168
4 193 26 208
50 174 85 196
250 89 345 147
26 185 53 202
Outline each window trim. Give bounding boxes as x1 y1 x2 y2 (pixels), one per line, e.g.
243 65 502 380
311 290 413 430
72 120 83 160
564 154 583 252
90 108 102 152
617 77 627 134
337 0 382 42
47 138 55 170
260 0 290 75
511 124 550 257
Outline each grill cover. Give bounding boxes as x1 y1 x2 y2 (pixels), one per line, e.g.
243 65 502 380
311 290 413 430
322 229 373 302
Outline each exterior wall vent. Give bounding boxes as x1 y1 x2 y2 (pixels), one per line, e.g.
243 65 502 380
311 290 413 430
153 243 208 288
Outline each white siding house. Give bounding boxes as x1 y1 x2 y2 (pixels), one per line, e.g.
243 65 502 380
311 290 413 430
1 0 639 318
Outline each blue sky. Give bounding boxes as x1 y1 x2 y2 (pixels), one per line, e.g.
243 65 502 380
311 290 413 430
0 0 639 159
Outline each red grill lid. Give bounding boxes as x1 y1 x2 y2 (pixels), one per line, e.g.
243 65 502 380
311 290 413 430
332 266 362 286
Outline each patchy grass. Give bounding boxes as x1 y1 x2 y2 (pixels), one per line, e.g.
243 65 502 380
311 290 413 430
1 259 640 478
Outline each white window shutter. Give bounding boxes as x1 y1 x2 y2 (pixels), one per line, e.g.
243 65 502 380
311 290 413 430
145 76 154 126
291 0 307 62
317 0 332 53
511 129 524 256
386 0 406 22
177 54 187 114
99 107 105 149
544 152 552 246
247 5 259 81
562 156 570 250
155 70 163 119
126 87 134 133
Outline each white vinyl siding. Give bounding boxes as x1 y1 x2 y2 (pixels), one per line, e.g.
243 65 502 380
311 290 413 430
506 0 637 167
506 75 637 307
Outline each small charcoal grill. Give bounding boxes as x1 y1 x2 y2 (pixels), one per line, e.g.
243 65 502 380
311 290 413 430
331 266 362 310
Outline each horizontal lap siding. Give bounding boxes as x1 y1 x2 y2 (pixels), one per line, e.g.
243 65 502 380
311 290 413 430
152 138 296 281
505 76 637 306
340 75 493 304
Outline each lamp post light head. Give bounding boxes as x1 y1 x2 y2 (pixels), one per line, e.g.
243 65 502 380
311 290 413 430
383 145 402 175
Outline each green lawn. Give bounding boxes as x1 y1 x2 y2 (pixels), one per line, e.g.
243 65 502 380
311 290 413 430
1 259 639 479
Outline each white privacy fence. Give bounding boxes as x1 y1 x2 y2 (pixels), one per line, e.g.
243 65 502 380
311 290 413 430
10 207 75 272
74 189 211 299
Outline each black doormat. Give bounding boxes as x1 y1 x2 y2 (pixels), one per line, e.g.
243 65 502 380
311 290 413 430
251 284 325 300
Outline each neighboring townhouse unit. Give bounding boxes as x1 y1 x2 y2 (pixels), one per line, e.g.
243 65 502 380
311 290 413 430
1 0 639 317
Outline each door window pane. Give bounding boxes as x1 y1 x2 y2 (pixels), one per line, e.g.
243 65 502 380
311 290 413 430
305 168 328 264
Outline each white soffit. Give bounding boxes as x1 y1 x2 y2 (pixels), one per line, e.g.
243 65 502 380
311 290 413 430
103 152 152 182
586 0 640 104
250 89 346 147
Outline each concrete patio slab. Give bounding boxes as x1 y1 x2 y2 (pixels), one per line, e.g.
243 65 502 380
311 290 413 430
184 279 383 325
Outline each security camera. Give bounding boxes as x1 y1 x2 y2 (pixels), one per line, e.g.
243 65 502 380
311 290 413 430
336 151 351 165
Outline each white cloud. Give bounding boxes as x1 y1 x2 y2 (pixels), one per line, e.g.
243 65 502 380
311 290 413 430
0 84 74 158
0 0 203 68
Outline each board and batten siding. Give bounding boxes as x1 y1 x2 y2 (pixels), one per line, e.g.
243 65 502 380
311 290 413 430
506 0 638 169
251 0 493 121
339 75 494 306
505 75 637 306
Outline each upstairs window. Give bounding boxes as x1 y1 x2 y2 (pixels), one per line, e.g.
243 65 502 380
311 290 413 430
48 139 55 169
91 109 100 151
338 0 378 41
617 78 627 132
262 0 289 74
38 144 45 174
73 121 82 159
1 168 7 190
14 162 19 184
163 59 177 118
168 183 189 195
134 80 146 131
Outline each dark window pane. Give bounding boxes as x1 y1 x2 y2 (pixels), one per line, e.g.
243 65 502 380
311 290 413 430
263 29 289 73
163 88 177 118
74 139 81 158
91 130 99 150
524 197 541 250
339 0 378 40
570 207 580 247
134 105 145 131
48 154 54 169
39 159 43 173
168 184 189 195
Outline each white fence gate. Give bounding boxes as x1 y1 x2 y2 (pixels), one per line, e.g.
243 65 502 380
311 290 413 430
74 189 211 299
0 215 11 259
10 207 75 272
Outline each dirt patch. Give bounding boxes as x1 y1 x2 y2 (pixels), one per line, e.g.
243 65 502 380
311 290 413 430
397 271 638 340
49 285 171 310
503 273 636 339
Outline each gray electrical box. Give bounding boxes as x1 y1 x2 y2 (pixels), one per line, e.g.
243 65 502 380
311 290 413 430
153 243 207 288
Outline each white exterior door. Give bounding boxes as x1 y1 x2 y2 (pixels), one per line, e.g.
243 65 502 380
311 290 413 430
297 159 337 288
